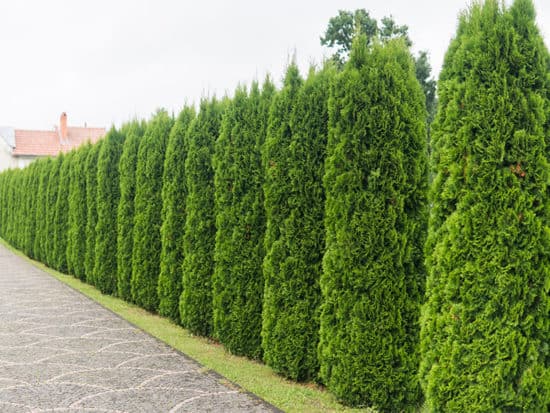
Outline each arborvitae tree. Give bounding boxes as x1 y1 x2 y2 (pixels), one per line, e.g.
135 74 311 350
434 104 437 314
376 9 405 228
84 140 103 285
262 66 332 381
67 144 91 279
53 151 73 272
34 158 52 262
45 155 63 268
262 64 303 368
117 121 145 301
131 111 173 311
19 171 29 250
24 161 40 258
158 107 195 322
94 127 125 295
3 172 13 243
6 171 20 247
212 80 274 358
319 36 427 410
420 1 550 411
180 98 224 336
1 172 15 242
0 172 7 236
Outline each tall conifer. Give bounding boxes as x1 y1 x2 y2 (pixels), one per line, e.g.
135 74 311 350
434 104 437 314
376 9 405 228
319 37 427 410
95 128 125 294
34 158 52 263
117 121 145 300
262 64 303 369
420 1 550 410
262 66 332 380
53 151 73 272
158 107 194 322
212 81 274 358
84 140 103 284
131 111 173 311
45 155 63 268
180 98 224 336
67 144 91 279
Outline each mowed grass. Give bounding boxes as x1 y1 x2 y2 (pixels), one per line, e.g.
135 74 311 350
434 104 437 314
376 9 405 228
0 239 373 413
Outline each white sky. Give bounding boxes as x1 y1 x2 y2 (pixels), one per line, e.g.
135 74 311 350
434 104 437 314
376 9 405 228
0 0 548 130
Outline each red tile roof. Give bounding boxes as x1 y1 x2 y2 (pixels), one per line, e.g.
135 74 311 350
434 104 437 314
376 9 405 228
12 126 105 156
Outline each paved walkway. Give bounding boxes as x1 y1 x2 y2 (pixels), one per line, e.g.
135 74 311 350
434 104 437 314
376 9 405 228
0 244 276 412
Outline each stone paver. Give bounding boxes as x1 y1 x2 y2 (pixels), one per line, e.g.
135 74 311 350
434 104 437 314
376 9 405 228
0 245 278 412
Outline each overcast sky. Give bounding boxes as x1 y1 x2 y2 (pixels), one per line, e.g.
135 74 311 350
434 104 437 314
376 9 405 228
0 0 548 130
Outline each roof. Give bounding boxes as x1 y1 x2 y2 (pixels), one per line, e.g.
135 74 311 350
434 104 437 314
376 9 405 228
12 126 105 157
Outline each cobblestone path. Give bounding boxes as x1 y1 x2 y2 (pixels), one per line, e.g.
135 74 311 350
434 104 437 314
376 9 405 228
0 244 277 412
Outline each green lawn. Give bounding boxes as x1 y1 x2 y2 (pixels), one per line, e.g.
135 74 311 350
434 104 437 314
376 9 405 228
1 239 373 413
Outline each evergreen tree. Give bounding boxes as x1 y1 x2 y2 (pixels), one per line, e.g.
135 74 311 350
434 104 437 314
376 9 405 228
6 171 20 247
212 80 274 358
131 111 173 311
34 158 52 263
22 162 39 257
319 37 427 410
262 64 302 369
84 140 103 285
117 122 145 301
94 127 125 294
67 144 91 279
45 155 63 268
262 66 332 381
420 1 550 411
180 98 224 336
158 107 195 322
53 151 73 272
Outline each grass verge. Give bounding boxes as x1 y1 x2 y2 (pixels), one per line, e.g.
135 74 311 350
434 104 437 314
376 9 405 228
0 239 372 413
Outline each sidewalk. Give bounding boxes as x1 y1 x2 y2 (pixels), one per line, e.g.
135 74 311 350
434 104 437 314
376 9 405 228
0 244 276 412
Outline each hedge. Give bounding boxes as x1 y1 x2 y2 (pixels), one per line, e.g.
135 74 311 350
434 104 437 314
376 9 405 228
0 5 545 408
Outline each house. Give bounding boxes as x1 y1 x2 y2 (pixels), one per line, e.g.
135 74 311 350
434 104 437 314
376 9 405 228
0 113 105 172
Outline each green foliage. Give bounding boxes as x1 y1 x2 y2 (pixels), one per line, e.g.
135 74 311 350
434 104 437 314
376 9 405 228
53 152 73 272
84 140 103 285
212 80 274 358
319 37 427 410
420 0 550 411
131 111 174 312
67 144 91 279
262 66 332 381
262 64 303 373
320 9 410 63
22 161 40 257
180 98 224 336
158 107 195 322
117 122 145 301
45 155 63 268
321 9 436 125
94 127 125 295
34 158 52 263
